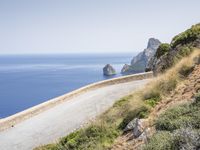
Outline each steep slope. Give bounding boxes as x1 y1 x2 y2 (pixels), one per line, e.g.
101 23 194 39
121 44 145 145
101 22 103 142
121 38 161 74
112 50 200 150
147 23 200 75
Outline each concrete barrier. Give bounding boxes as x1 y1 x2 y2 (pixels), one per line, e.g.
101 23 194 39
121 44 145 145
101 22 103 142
0 72 153 131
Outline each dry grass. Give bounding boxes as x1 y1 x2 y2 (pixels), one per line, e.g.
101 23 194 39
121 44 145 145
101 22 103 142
142 49 200 105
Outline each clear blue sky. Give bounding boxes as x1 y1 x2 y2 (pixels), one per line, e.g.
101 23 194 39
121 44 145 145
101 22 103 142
0 0 200 54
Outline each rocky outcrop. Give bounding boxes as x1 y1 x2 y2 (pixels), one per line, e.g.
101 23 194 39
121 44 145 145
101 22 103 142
103 64 116 76
121 38 161 74
124 118 150 140
147 23 200 75
121 64 131 74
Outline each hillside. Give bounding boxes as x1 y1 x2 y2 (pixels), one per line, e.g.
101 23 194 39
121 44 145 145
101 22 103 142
147 23 200 75
35 23 200 150
112 50 200 149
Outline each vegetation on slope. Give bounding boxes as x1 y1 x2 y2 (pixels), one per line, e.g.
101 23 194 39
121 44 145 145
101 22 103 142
171 23 200 48
150 23 200 74
155 43 170 59
143 93 200 150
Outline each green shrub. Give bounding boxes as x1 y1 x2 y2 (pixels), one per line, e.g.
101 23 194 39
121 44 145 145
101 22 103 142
155 43 170 58
173 128 200 150
145 97 159 107
143 131 175 150
156 94 200 131
58 124 119 150
143 129 200 150
171 24 200 48
144 93 200 150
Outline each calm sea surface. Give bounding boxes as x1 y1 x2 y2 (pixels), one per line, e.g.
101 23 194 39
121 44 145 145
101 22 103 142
0 53 133 118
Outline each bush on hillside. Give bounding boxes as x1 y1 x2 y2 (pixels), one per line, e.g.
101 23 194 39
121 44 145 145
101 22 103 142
155 43 170 59
58 124 119 150
143 94 200 150
143 129 200 150
143 131 175 150
171 24 200 48
155 103 200 131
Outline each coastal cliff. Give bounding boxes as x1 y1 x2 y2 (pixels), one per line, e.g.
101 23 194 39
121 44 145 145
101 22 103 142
121 38 161 74
147 23 200 75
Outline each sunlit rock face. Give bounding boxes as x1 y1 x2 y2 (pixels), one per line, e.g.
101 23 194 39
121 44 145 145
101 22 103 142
121 38 161 74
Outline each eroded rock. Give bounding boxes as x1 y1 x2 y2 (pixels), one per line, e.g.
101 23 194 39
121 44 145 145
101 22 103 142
103 64 116 76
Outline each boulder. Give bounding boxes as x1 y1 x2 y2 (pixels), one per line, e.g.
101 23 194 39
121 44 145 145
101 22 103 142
121 64 132 74
124 118 151 143
123 118 138 132
138 128 151 143
103 64 116 76
133 118 144 138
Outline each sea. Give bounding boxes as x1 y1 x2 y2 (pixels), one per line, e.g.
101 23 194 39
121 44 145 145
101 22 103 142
0 53 134 118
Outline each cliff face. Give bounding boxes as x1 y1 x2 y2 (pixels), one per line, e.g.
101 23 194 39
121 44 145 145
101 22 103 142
121 38 161 74
147 23 200 75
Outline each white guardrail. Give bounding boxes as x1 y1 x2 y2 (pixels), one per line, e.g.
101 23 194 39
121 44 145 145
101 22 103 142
0 72 153 131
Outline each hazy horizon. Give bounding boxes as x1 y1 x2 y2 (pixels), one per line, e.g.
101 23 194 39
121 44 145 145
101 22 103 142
0 0 200 54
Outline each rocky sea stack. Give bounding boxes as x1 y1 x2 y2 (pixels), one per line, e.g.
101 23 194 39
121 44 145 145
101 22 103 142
121 38 161 74
103 64 116 76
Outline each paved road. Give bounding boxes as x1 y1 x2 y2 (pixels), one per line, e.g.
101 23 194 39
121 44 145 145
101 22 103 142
0 79 150 150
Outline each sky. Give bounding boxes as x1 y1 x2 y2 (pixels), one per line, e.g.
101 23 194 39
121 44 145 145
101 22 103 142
0 0 200 54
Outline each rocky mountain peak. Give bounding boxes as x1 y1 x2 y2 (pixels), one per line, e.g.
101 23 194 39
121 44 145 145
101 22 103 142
147 38 161 49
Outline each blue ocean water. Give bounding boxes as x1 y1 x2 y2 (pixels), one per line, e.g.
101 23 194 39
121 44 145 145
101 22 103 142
0 53 133 118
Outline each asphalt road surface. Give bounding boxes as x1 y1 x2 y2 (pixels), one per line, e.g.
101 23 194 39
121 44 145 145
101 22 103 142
0 79 150 150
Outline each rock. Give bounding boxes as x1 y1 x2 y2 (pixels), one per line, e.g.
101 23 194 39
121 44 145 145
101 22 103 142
138 128 151 143
103 64 116 76
121 64 132 74
124 118 147 138
123 118 138 132
133 118 144 138
121 38 161 74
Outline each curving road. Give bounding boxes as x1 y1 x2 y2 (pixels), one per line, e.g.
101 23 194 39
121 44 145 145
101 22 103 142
0 79 150 150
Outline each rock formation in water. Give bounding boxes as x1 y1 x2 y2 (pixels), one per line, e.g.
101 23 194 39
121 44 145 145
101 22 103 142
103 64 116 76
121 38 161 74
